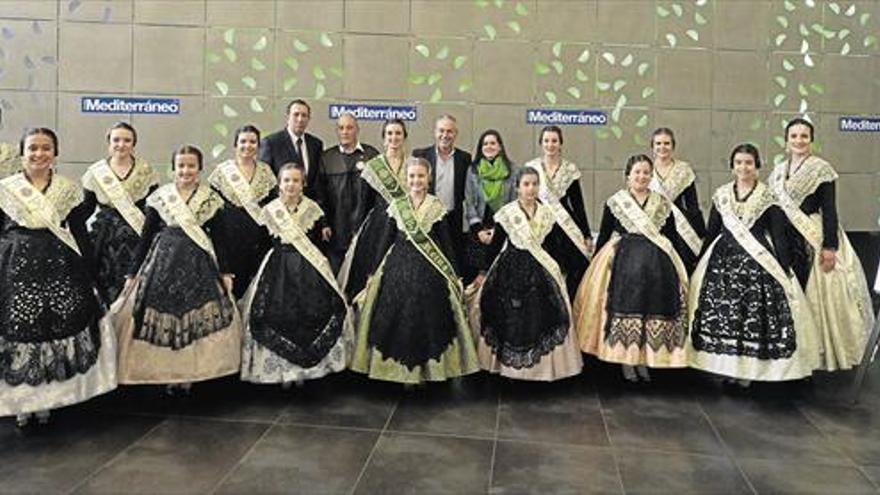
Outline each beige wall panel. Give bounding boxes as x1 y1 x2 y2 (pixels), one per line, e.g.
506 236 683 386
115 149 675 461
593 169 622 220
768 0 822 54
534 41 595 107
277 0 343 31
343 34 408 100
134 0 204 26
0 91 56 143
0 0 56 19
127 98 205 181
816 114 880 174
656 1 714 50
821 2 880 56
300 99 336 147
656 49 712 109
595 46 655 108
206 1 274 28
535 0 597 43
560 124 597 172
714 0 769 51
710 111 768 172
345 0 409 35
59 22 131 92
207 28 275 97
275 30 342 100
820 55 878 114
474 0 536 41
409 103 473 154
652 108 711 172
203 96 273 163
134 25 204 95
472 104 532 167
596 0 654 46
408 37 473 104
713 51 768 111
0 19 57 91
57 93 129 163
61 0 132 23
594 109 652 171
837 173 880 231
410 0 476 37
473 40 533 104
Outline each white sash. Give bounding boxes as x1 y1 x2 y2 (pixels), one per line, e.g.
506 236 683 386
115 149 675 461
524 158 589 258
768 160 830 253
89 160 147 234
149 184 218 263
649 162 702 255
216 160 267 226
0 174 82 254
262 197 345 301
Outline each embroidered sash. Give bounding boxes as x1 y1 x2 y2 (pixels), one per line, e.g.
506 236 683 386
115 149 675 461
388 195 462 297
148 183 217 263
212 160 272 226
650 161 702 255
523 158 589 258
262 197 345 301
0 174 81 254
88 160 148 234
768 158 837 253
361 154 406 204
607 190 688 286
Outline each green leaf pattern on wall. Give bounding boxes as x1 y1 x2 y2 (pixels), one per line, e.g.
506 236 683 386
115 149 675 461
534 42 593 106
657 0 711 48
279 31 343 100
475 0 530 40
409 40 472 103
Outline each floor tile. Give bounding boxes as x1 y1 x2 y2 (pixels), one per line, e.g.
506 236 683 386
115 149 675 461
490 440 621 494
215 425 380 494
388 376 499 438
354 432 493 494
861 465 880 488
277 373 400 430
616 449 752 495
739 458 877 495
74 418 269 494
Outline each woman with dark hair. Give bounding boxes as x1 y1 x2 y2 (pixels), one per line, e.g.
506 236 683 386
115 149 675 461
768 117 873 371
338 119 410 302
350 157 478 384
650 127 705 272
0 128 116 426
688 143 818 386
523 125 591 297
573 154 689 382
240 163 351 385
208 124 277 299
472 167 582 380
463 129 518 285
113 145 241 393
82 122 160 305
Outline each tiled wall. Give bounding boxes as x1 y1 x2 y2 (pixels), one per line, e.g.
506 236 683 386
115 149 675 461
1 0 878 229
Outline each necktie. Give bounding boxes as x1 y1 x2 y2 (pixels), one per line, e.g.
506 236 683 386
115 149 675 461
296 137 303 157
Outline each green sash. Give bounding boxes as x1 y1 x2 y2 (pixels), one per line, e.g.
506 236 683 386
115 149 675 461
361 154 406 204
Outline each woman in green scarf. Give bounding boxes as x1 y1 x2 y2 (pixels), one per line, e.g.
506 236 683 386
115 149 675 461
464 129 518 285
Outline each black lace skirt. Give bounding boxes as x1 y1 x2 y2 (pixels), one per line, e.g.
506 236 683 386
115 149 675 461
545 224 589 298
90 207 140 304
249 245 346 368
223 205 270 298
345 203 396 301
367 235 458 369
133 228 234 350
691 234 796 359
0 229 101 386
479 247 569 369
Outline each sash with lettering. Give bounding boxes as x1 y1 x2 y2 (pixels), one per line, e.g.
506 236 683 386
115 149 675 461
262 196 345 301
649 161 702 256
387 195 462 298
523 158 589 259
607 190 689 287
147 183 217 263
768 157 836 253
215 159 268 226
714 183 792 294
87 159 148 234
361 154 406 204
0 173 81 255
494 202 570 306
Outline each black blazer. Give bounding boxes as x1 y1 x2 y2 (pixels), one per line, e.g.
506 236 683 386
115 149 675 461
412 145 470 234
259 129 325 205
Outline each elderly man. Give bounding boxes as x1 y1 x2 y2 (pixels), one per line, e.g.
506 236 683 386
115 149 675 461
259 98 326 204
413 114 472 278
320 113 380 272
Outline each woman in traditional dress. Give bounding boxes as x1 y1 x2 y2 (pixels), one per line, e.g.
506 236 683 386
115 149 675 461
338 119 409 302
240 163 351 386
113 145 241 394
0 128 116 426
208 125 277 299
689 143 818 386
350 157 478 384
463 129 518 286
649 127 705 273
472 167 582 380
82 122 160 306
769 118 874 371
523 126 591 297
573 154 690 382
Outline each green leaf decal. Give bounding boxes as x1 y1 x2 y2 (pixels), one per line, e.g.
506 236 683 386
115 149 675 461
596 81 611 91
223 28 235 45
621 54 633 67
578 49 590 63
775 34 787 47
206 52 221 64
241 76 257 89
575 69 588 82
213 123 228 137
611 125 623 139
315 83 326 100
507 20 521 34
641 86 655 99
415 44 430 58
409 74 426 85
250 98 264 112
535 62 551 75
551 60 564 74
428 73 442 85
695 12 707 25
636 114 649 128
773 94 786 107
514 2 528 15
602 52 615 65
671 3 683 17
686 29 699 41
656 6 670 17
430 87 443 103
774 76 787 88
458 80 472 93
313 66 326 80
284 57 299 71
436 46 449 60
222 104 238 118
283 77 297 91
212 144 226 159
223 48 237 63
253 36 267 51
251 58 266 71
484 24 497 40
613 79 626 92
552 42 562 58
293 39 309 52
566 86 581 99
666 34 677 47
215 81 229 95
544 91 557 104
320 32 333 48
637 62 650 76
453 55 467 69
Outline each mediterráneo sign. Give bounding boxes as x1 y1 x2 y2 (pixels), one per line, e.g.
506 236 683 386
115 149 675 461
839 117 880 132
527 109 607 126
81 96 181 115
329 104 418 121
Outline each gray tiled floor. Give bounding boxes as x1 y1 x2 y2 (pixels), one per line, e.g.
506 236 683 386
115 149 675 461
3 360 880 494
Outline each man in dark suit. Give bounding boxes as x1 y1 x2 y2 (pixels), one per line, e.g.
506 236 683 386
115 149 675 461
413 114 472 278
259 98 326 205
